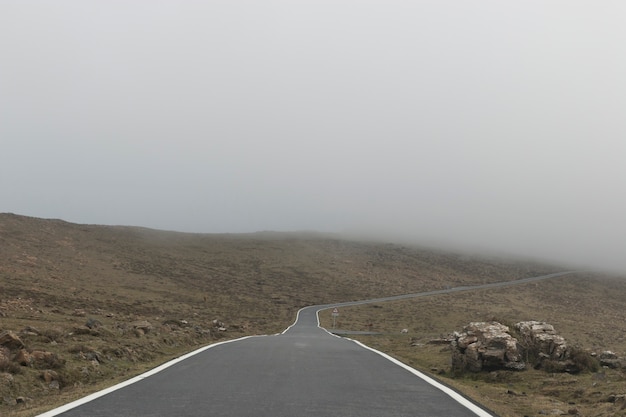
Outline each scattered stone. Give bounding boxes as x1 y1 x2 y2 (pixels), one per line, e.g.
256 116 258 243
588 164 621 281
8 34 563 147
131 320 153 334
73 309 86 317
49 380 60 390
41 370 59 384
85 318 102 329
15 349 32 366
31 350 56 364
84 350 103 363
16 349 62 368
0 330 25 350
71 326 100 336
607 394 626 404
162 319 189 329
212 319 226 329
20 326 41 336
598 351 621 369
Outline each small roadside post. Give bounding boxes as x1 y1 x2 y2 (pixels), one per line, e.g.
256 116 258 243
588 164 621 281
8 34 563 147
331 307 339 328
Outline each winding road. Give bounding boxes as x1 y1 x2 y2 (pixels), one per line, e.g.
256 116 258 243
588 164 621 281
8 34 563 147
39 271 573 417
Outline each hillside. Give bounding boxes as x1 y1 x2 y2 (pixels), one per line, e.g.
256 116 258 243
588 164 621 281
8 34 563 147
1 213 564 415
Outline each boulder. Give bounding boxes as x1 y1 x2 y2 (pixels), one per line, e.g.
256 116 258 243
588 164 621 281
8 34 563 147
451 322 525 372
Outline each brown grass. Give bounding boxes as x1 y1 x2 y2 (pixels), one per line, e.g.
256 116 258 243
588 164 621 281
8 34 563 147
1 213 617 416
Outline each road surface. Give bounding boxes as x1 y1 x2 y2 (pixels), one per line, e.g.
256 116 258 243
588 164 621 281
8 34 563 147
40 271 573 417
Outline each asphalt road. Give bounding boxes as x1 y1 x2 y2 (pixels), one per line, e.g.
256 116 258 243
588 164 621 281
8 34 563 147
40 271 572 417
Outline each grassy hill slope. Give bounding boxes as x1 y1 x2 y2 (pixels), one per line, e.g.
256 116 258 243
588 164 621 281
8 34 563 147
0 213 583 416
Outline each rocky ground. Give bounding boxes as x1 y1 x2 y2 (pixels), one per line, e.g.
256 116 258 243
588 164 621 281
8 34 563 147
0 213 578 416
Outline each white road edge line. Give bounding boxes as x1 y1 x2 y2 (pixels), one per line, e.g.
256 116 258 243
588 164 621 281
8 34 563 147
281 306 302 334
315 308 494 417
348 339 494 417
36 335 261 417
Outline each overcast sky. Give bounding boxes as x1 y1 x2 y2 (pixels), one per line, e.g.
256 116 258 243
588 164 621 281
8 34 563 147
2 1 625 272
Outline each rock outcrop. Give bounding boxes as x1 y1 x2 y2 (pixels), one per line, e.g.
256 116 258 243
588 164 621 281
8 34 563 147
451 322 525 372
515 321 567 360
451 320 583 372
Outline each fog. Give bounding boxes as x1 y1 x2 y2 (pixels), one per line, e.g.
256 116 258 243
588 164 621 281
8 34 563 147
2 1 625 272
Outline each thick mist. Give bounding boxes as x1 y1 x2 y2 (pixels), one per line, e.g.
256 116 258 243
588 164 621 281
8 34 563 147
2 1 625 272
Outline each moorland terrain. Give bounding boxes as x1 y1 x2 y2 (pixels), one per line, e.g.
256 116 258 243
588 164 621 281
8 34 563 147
1 213 625 416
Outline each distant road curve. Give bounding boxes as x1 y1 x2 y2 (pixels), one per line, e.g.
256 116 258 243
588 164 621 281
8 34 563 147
287 271 576 330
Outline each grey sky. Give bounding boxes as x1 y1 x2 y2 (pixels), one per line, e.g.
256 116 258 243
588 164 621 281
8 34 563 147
2 1 625 271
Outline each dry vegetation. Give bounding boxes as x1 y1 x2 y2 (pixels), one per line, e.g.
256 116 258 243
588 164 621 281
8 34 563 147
1 213 624 416
319 273 626 416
